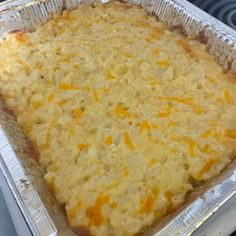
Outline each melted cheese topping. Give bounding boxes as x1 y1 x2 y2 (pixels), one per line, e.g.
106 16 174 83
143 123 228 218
0 2 236 236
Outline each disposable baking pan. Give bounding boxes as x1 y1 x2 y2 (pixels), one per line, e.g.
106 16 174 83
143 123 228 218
0 0 236 235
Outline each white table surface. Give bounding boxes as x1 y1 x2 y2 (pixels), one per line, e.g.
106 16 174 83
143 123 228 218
0 187 16 236
0 169 31 236
0 167 235 236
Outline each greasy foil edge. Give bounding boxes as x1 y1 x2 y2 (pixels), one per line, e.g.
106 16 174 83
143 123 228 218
0 0 236 236
0 96 75 236
0 95 59 236
145 166 236 236
0 130 57 236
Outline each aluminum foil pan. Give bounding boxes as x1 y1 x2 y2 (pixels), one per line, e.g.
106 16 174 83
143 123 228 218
0 0 236 236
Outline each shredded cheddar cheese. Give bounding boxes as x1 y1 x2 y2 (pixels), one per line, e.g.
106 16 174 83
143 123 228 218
187 139 196 158
156 60 170 67
104 135 113 145
32 101 43 109
177 38 195 58
68 197 81 222
140 195 156 213
115 104 131 118
123 132 134 149
158 96 204 114
123 167 129 177
47 93 55 103
225 129 236 139
201 130 212 138
139 120 150 133
59 83 80 90
78 143 90 150
110 202 117 209
74 108 83 123
152 48 160 57
224 90 232 103
86 194 109 226
106 70 115 80
15 32 27 43
92 89 100 102
197 159 219 179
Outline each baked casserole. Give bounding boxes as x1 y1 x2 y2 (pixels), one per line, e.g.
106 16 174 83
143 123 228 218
0 2 235 235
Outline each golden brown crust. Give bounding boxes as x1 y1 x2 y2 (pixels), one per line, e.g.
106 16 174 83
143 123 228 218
0 95 40 162
225 71 236 83
71 226 91 236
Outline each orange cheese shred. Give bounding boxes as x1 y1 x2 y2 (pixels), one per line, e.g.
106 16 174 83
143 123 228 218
106 70 115 80
47 93 54 103
188 139 196 158
224 90 232 103
201 130 212 138
224 129 236 139
152 48 160 57
156 60 170 68
207 76 218 84
140 195 156 213
158 111 171 118
74 108 84 123
77 143 90 151
150 159 157 166
164 191 173 213
32 101 43 110
104 135 113 145
145 30 161 43
176 39 195 58
158 96 204 114
86 194 109 227
48 176 56 193
15 32 27 43
68 197 81 222
92 90 100 102
203 145 217 154
123 168 129 177
57 100 67 107
58 83 80 90
197 159 218 179
139 120 150 133
123 132 134 149
110 202 117 209
115 104 131 118
173 136 196 158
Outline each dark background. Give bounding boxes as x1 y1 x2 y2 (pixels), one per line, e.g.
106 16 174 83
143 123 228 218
188 0 236 29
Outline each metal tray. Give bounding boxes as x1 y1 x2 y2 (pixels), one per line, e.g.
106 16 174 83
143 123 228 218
0 0 236 235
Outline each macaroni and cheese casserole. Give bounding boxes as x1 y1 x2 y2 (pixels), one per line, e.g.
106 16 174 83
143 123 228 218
0 2 235 236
